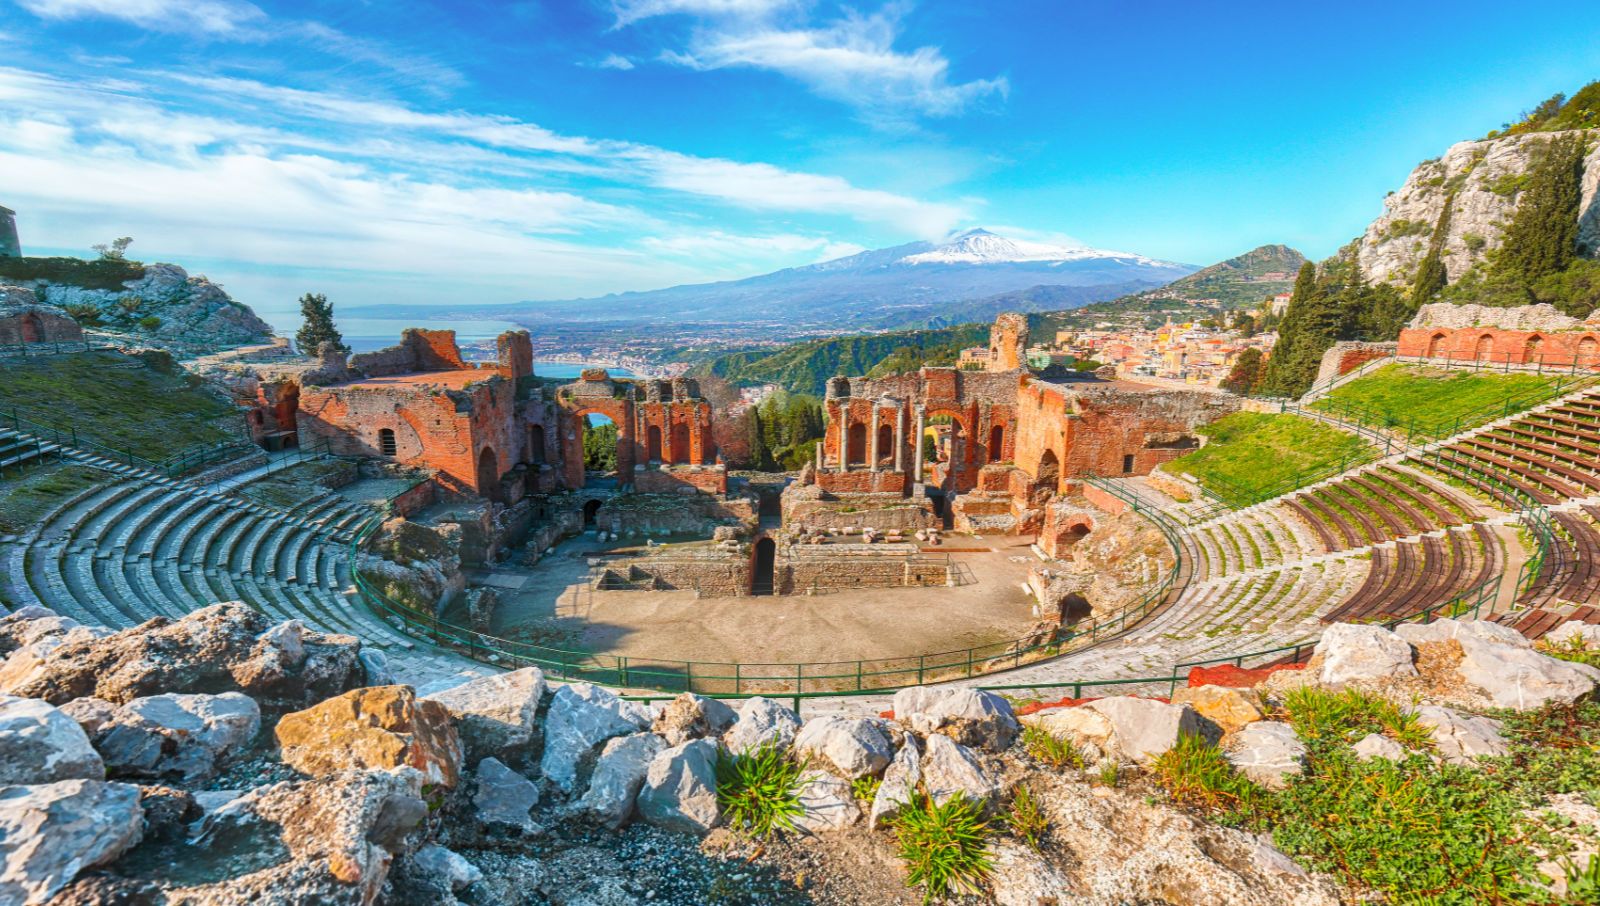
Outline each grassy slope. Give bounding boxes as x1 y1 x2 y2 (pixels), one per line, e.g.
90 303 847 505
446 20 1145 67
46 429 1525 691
1313 365 1567 437
0 463 103 535
1161 412 1370 499
0 350 242 457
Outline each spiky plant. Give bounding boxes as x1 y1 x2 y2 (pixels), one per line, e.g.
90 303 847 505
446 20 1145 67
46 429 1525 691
713 741 805 839
891 792 993 903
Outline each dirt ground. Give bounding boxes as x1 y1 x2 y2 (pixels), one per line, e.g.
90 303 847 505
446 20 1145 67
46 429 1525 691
475 533 1043 670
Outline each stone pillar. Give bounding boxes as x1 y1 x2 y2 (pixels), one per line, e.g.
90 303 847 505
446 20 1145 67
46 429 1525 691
815 440 823 470
869 401 881 472
893 405 905 473
913 406 926 484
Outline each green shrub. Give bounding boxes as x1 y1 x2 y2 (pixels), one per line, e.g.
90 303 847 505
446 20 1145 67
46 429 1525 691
137 315 161 331
850 774 881 803
1281 686 1430 750
61 302 101 326
1151 735 1265 820
1537 636 1600 670
1021 724 1083 770
1004 783 1048 850
713 741 805 839
1484 701 1600 799
891 792 993 903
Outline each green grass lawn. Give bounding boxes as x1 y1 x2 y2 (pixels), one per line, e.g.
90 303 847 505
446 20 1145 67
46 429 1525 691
1312 365 1571 439
1161 412 1371 504
0 350 243 459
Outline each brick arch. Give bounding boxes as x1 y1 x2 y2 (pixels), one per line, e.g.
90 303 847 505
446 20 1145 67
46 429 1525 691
846 421 868 466
1035 448 1061 488
477 446 504 503
1474 333 1495 362
1578 335 1599 367
1523 334 1545 364
562 402 634 489
1426 331 1447 359
988 422 1006 463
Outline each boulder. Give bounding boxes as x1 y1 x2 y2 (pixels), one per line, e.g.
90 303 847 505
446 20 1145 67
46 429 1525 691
412 844 483 893
1415 705 1510 765
275 685 462 788
473 757 541 834
466 588 499 634
1222 721 1305 789
1452 635 1600 710
791 770 859 833
1085 696 1210 765
357 649 395 687
0 780 143 905
579 732 663 830
989 841 1074 906
0 696 104 784
651 693 737 747
0 626 108 694
1020 704 1114 764
919 734 1002 810
56 698 116 738
869 739 922 828
181 767 427 904
96 692 260 783
1544 621 1600 648
539 684 651 795
136 784 200 844
1171 685 1264 735
1352 732 1407 762
721 696 802 755
0 604 362 710
1393 617 1531 649
423 667 546 766
0 607 85 656
890 686 1019 752
793 716 894 779
636 738 721 835
1314 623 1416 688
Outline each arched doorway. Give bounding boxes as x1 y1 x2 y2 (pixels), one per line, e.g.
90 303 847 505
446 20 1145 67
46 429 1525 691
477 447 503 503
847 422 867 466
1579 336 1599 368
378 428 396 457
646 425 663 463
19 312 40 343
671 422 691 465
529 424 546 464
583 498 602 528
1426 332 1447 359
1474 334 1495 362
1036 449 1060 491
1523 335 1544 365
988 424 1005 463
751 537 776 595
876 424 893 466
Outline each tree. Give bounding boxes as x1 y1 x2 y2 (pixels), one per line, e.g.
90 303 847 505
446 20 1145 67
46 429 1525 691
92 237 133 260
1220 347 1264 396
295 292 348 355
1408 192 1454 305
1497 133 1586 287
583 420 618 472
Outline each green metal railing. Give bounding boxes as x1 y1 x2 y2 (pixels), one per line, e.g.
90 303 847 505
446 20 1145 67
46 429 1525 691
0 407 252 481
351 474 1189 696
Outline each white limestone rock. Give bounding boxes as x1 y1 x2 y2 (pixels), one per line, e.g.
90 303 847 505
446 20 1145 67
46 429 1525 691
424 666 546 765
1453 635 1600 710
722 696 802 755
96 692 260 783
1085 696 1210 765
0 780 144 905
1543 621 1600 648
891 686 1019 752
989 841 1073 906
920 733 1002 810
791 769 859 833
869 739 921 828
474 756 542 834
413 844 483 893
1352 733 1408 762
539 683 651 794
636 738 721 835
1314 623 1417 688
1020 704 1113 764
651 692 737 747
579 732 664 830
357 648 396 686
1223 721 1305 789
1415 705 1509 765
1393 617 1530 649
794 716 895 779
0 696 104 785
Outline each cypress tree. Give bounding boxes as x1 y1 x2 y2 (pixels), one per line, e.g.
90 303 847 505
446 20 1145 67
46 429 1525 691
1498 133 1586 286
1261 262 1320 396
295 292 348 355
1409 192 1455 304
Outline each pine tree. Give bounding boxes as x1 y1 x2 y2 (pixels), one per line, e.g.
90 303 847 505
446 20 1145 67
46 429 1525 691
1408 192 1454 304
1498 133 1586 286
295 292 348 355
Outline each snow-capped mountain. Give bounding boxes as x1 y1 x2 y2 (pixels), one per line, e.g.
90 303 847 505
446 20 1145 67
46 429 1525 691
360 228 1196 331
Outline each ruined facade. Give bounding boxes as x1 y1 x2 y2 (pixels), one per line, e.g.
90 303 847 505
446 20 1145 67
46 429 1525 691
1396 302 1600 368
0 285 83 345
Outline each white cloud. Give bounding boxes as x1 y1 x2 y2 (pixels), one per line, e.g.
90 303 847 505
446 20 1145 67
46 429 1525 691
592 54 636 71
611 0 796 27
17 0 264 34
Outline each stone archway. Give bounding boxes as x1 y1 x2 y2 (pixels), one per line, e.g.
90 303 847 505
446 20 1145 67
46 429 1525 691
847 422 868 466
751 537 776 595
1036 449 1060 489
1474 334 1495 362
477 447 504 503
1426 332 1447 359
671 422 692 465
876 424 893 466
646 425 663 463
1579 336 1599 368
988 423 1005 463
19 312 41 344
583 498 602 527
1524 335 1544 365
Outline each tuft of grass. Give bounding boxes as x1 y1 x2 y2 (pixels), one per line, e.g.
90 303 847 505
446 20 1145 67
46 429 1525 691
1021 724 1083 770
890 792 993 904
714 741 806 839
1004 783 1048 850
850 774 881 803
1150 735 1265 819
1538 636 1600 670
1096 761 1120 788
1281 686 1430 750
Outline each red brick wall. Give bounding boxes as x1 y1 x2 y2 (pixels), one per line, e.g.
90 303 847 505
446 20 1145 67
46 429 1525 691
1082 482 1128 515
1398 326 1600 367
635 466 729 495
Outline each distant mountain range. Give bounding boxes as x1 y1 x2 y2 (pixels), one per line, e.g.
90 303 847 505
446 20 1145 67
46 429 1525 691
348 228 1196 332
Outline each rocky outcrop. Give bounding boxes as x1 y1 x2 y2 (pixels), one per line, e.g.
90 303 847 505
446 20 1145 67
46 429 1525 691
94 692 260 783
579 733 663 830
355 517 465 617
0 696 104 785
1356 129 1600 287
635 738 721 834
721 695 801 755
793 716 895 779
0 780 144 905
539 683 651 795
275 686 463 788
422 667 545 768
472 757 541 834
890 686 1019 752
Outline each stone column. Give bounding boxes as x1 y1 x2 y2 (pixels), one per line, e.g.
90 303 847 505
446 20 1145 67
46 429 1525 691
893 405 905 473
815 440 823 470
913 406 926 484
869 401 881 472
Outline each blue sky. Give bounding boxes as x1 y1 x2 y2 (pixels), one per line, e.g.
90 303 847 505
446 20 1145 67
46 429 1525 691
0 0 1597 330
